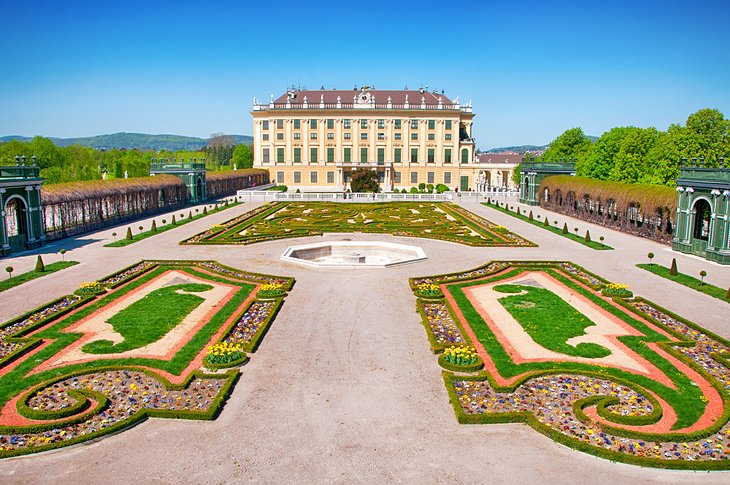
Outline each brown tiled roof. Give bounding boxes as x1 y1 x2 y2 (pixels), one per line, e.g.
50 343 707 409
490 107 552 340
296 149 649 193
273 88 454 106
477 153 523 164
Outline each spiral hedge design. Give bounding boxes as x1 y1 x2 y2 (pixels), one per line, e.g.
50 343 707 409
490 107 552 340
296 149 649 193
184 202 535 247
411 261 730 469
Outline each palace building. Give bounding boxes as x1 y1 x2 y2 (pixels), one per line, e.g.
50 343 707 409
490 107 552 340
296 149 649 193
251 86 486 191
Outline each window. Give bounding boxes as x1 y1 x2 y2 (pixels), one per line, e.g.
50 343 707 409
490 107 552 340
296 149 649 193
327 133 334 140
377 148 384 164
411 119 418 129
445 134 452 141
444 172 451 184
293 133 300 140
360 133 368 140
277 171 284 183
262 148 270 163
310 133 318 140
293 119 300 129
394 171 401 183
445 148 452 163
327 148 334 163
327 171 335 183
277 133 284 140
461 148 469 163
293 171 301 183
427 171 435 184
310 147 318 163
262 120 269 130
310 171 318 183
427 148 435 163
411 172 418 184
394 148 401 163
377 119 384 129
428 120 435 130
394 133 401 140
445 120 452 130
410 148 418 163
361 119 368 128
277 148 284 163
360 147 368 162
294 147 301 163
344 133 351 140
344 119 351 129
377 133 385 140
411 133 418 140
262 134 269 141
344 147 351 163
427 133 435 141
310 119 318 129
276 119 283 129
327 119 334 129
394 119 401 129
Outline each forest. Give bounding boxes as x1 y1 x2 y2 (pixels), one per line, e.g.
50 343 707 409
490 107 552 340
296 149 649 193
518 108 730 186
0 134 253 185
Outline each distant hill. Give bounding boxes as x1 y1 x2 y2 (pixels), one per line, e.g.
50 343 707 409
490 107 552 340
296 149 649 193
0 133 253 151
484 136 598 154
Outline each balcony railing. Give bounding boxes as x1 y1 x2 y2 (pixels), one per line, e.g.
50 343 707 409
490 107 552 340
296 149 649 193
253 102 472 113
0 165 41 179
150 162 206 171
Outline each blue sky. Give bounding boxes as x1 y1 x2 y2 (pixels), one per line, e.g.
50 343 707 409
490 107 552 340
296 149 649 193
1 0 728 148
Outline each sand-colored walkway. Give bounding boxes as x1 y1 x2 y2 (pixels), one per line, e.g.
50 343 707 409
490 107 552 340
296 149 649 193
0 197 728 484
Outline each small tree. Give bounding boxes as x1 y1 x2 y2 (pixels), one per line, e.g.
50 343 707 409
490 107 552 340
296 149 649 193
528 210 533 221
647 252 654 265
418 182 426 192
5 266 13 279
203 207 208 215
562 223 568 234
125 228 133 240
59 248 67 261
669 258 678 276
585 230 591 242
599 236 605 242
543 217 550 227
35 255 45 272
172 215 177 225
726 286 730 300
180 213 185 218
699 270 707 285
188 211 193 219
350 169 381 193
139 225 144 232
162 219 167 225
112 232 117 242
151 220 158 232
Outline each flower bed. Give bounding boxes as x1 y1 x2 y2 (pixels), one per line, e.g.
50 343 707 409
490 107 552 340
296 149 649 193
203 342 248 369
438 346 484 372
414 283 443 299
602 283 633 298
256 283 287 299
74 281 106 296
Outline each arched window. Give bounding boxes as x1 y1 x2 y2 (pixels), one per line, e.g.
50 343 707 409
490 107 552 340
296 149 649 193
692 198 712 241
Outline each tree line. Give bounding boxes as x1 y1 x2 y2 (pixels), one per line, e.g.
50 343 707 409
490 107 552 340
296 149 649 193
0 134 253 185
519 108 730 186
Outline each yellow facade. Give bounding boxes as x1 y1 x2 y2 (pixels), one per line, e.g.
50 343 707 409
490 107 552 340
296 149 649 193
251 87 480 191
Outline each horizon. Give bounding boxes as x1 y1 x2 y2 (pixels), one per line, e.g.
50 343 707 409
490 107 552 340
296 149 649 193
1 1 728 148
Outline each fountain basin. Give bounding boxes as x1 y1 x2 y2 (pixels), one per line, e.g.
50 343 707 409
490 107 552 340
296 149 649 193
280 241 427 268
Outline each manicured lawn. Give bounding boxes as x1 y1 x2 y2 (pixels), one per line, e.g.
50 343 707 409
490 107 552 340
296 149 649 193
185 201 535 247
493 283 611 358
105 201 242 247
82 283 213 353
0 261 79 293
637 263 729 303
481 201 613 250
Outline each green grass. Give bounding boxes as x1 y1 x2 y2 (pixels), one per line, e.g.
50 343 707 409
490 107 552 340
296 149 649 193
0 261 79 293
82 283 213 354
105 201 242 247
186 201 534 247
482 201 613 250
493 284 611 358
446 266 707 430
637 263 730 303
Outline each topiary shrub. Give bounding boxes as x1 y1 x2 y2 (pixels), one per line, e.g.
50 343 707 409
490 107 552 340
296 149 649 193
203 206 208 215
585 230 591 243
647 252 654 265
699 270 707 285
172 215 177 225
5 266 13 279
726 286 730 300
562 223 569 234
151 220 157 232
528 210 533 220
669 258 678 276
189 211 193 219
35 255 45 272
59 248 67 261
126 227 133 240
543 217 550 227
